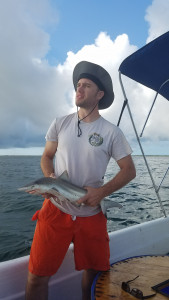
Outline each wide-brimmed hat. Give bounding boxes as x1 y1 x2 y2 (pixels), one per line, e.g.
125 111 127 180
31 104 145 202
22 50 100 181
73 61 114 109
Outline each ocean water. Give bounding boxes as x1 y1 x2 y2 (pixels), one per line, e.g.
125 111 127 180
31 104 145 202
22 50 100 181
0 155 169 262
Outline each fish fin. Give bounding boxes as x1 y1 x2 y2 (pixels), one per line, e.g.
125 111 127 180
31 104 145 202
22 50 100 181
104 197 123 208
101 198 122 216
59 171 70 182
100 200 106 216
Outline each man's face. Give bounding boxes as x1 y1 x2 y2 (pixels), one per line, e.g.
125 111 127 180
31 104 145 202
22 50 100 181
75 78 104 109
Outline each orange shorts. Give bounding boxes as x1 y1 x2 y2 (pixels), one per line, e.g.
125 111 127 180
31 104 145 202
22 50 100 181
29 199 110 276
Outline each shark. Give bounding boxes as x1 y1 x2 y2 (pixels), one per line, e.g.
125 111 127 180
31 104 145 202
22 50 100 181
18 171 122 215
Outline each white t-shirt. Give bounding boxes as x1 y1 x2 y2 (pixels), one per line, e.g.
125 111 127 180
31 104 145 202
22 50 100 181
45 112 132 217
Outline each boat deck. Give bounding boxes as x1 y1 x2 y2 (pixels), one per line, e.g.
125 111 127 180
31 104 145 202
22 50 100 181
92 256 169 299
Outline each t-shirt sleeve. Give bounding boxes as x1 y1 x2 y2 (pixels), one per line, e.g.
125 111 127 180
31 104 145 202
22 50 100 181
45 119 58 142
110 127 132 161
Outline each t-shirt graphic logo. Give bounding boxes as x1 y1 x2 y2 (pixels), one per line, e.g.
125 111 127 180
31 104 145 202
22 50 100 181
89 133 103 146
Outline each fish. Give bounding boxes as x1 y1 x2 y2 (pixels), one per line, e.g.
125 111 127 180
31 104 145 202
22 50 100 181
18 171 122 215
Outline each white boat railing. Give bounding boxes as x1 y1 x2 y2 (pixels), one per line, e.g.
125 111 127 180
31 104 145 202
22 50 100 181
1 216 169 300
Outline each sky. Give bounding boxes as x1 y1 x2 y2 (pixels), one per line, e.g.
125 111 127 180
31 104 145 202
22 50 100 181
1 0 169 155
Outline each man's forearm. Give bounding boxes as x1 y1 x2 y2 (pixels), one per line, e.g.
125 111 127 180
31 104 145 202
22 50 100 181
77 155 136 207
40 141 58 177
41 155 55 177
100 166 136 198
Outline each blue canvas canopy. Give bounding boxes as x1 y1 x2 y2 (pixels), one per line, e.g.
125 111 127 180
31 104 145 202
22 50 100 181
119 31 169 101
118 31 169 132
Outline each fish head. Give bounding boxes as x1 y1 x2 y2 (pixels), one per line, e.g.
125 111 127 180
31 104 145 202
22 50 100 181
18 177 57 194
18 183 39 192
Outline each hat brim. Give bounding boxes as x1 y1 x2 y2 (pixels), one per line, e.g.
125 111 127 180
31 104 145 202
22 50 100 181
73 61 114 109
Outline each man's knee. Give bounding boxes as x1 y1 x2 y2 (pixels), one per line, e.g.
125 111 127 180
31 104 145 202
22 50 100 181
27 271 50 286
25 271 50 300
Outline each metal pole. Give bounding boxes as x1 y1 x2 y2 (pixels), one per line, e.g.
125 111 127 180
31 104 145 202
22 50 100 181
140 79 169 137
119 71 167 217
157 165 169 193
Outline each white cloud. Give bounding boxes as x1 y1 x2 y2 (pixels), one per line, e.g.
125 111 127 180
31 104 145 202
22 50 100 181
0 147 44 156
0 0 70 147
145 0 169 43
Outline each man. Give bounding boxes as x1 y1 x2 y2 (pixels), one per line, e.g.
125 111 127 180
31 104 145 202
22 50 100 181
25 61 136 300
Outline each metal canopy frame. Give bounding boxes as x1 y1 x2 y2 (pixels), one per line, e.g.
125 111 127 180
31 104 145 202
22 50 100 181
117 32 169 218
119 71 167 218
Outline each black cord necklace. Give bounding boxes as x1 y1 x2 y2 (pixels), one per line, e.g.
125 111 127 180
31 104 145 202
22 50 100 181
77 104 98 137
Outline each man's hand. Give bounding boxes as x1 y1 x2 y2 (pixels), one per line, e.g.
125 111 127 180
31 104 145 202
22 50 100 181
28 190 53 199
77 186 104 207
49 172 56 179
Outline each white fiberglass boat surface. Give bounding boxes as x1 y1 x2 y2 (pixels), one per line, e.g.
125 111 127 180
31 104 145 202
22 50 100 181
1 216 169 300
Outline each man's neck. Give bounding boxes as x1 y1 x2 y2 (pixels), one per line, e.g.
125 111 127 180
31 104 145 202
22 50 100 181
78 107 100 123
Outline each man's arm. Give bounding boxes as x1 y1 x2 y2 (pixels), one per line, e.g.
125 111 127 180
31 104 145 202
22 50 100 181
41 141 58 177
77 155 136 207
